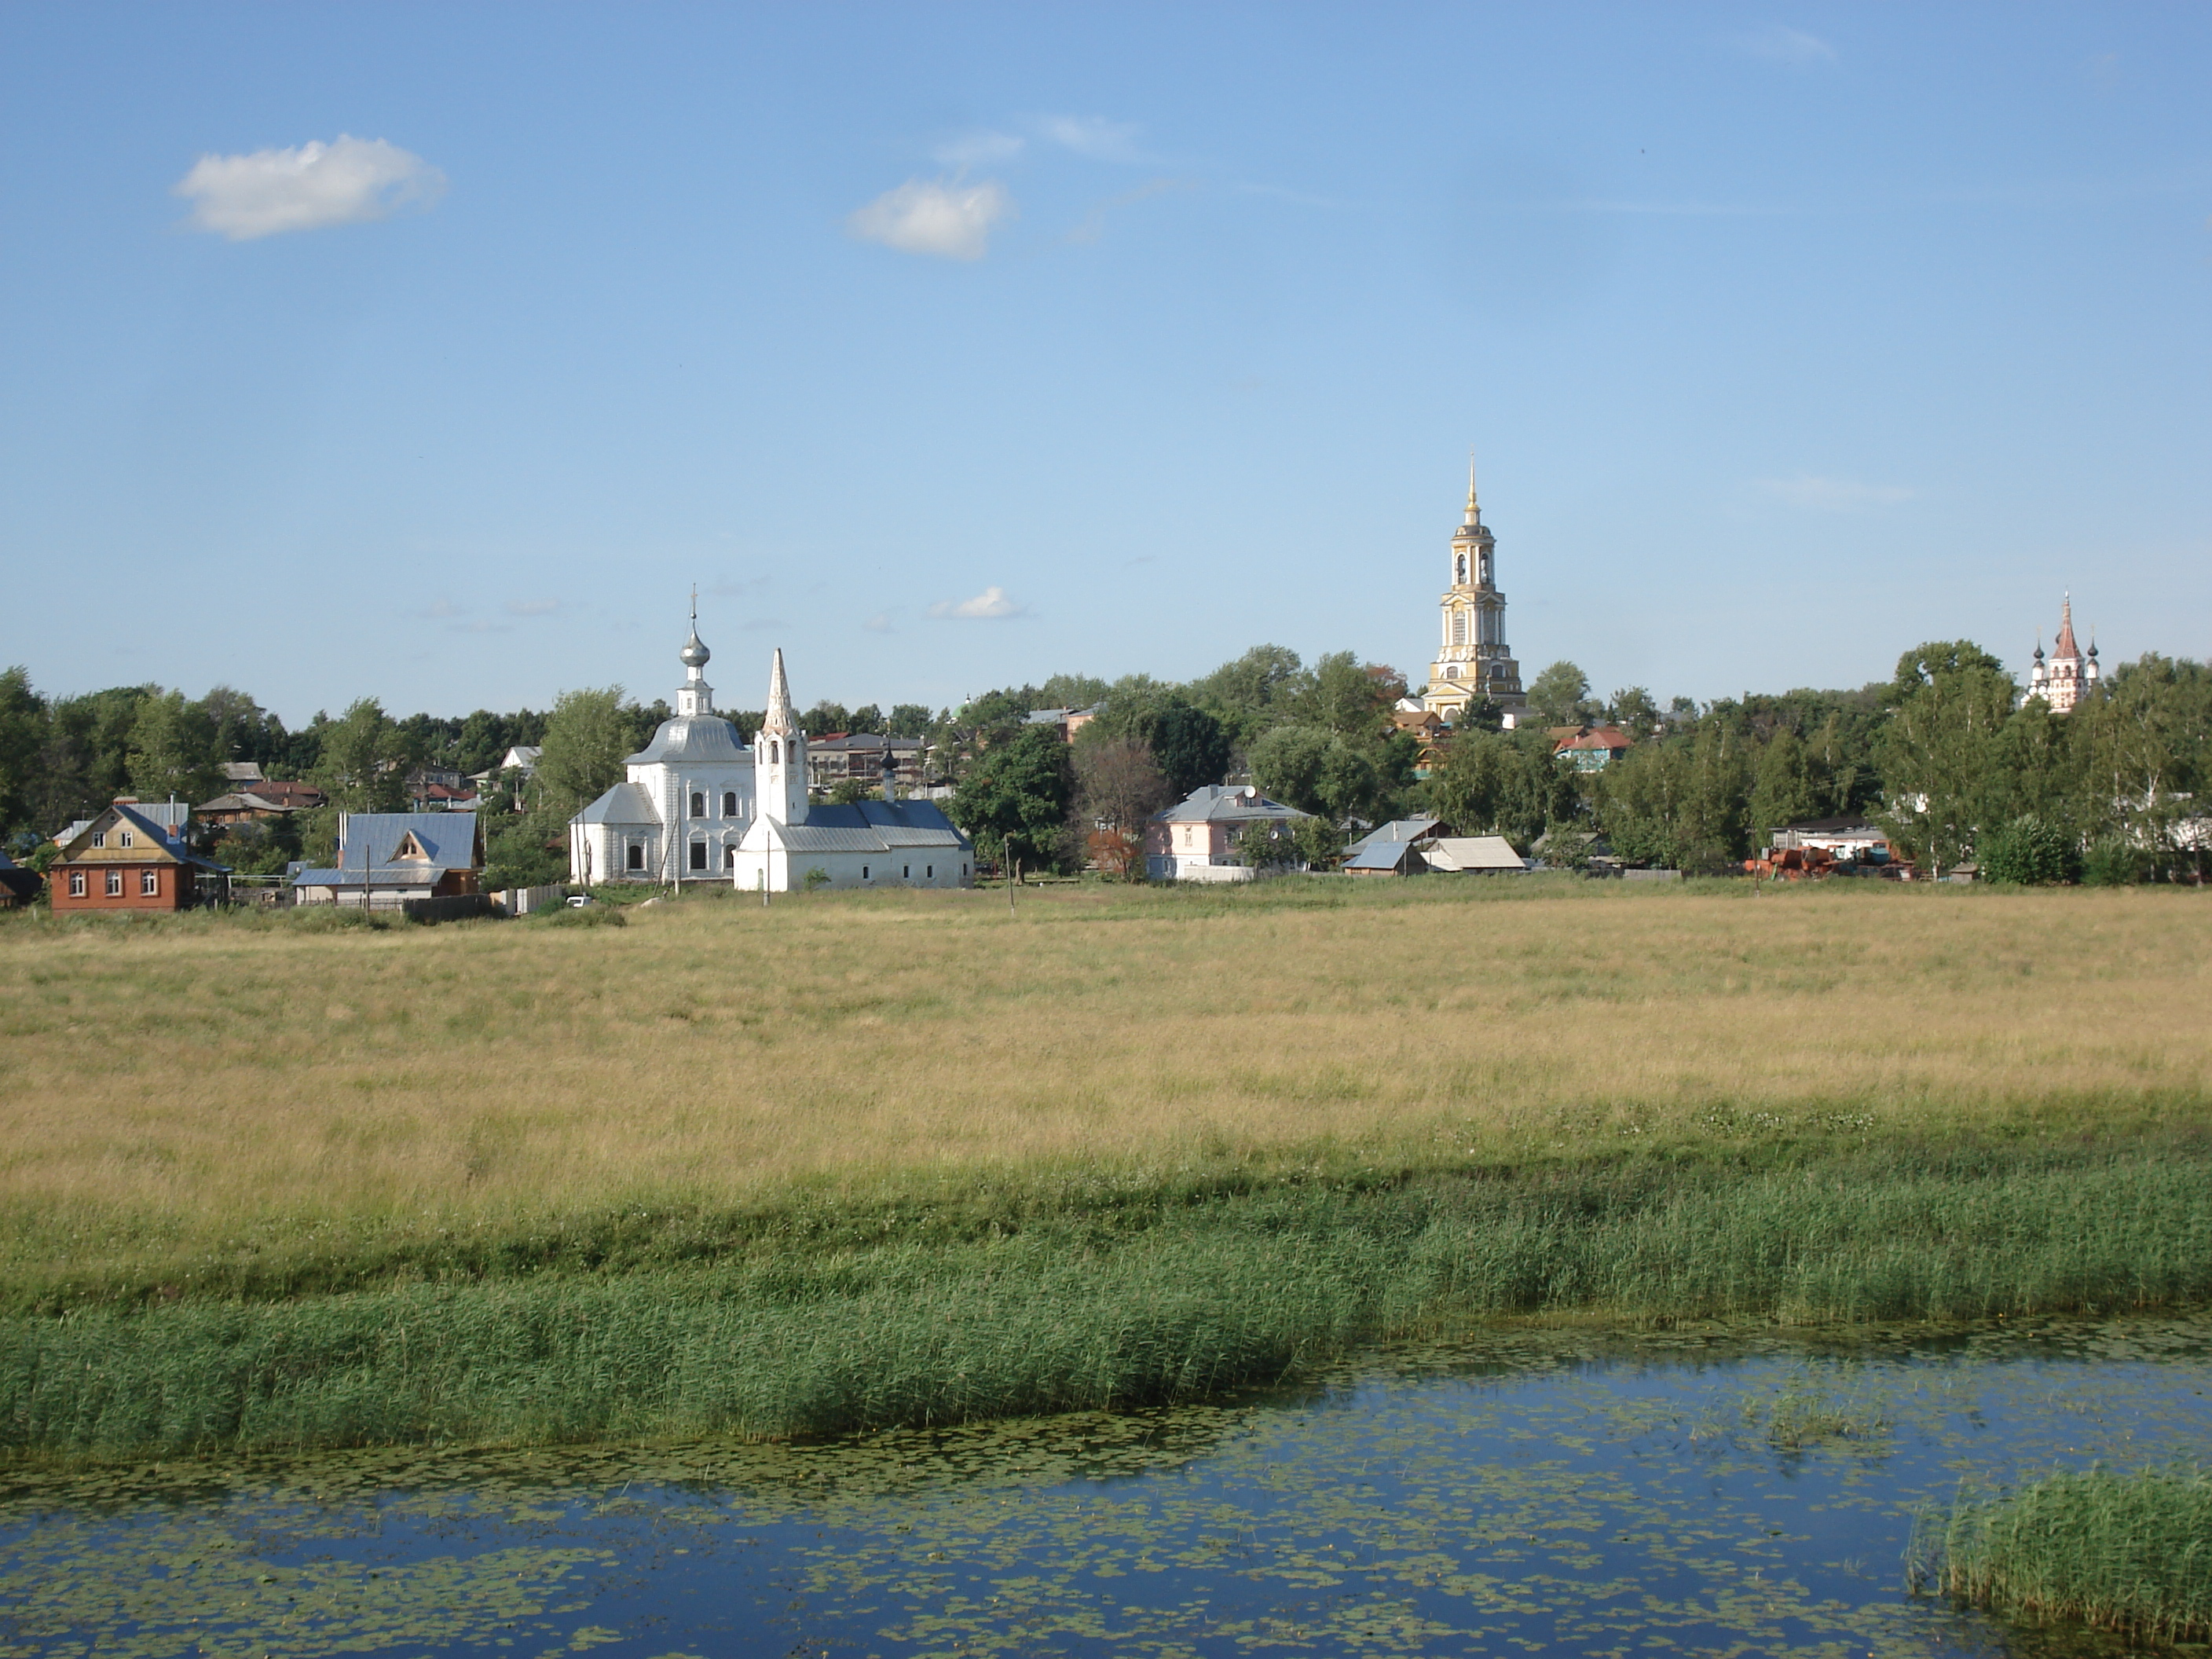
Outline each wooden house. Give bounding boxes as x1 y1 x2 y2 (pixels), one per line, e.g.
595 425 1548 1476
49 801 230 913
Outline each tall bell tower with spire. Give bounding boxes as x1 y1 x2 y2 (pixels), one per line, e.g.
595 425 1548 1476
753 648 810 826
1421 456 1526 722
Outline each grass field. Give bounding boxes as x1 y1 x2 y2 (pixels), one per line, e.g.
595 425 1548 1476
1 877 2207 1456
1 876 2206 1302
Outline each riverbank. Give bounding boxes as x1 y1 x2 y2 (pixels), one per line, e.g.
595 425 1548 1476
5 1137 2208 1456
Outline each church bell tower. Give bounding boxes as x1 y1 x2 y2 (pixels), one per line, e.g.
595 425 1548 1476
753 648 810 826
1422 456 1526 721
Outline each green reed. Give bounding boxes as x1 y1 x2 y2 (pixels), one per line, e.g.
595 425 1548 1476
1918 1465 2212 1645
2 1144 2207 1456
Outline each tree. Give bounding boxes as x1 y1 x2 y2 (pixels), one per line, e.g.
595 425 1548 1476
887 704 935 738
533 687 635 819
1301 651 1393 740
1526 661 1599 729
1247 724 1381 822
0 668 44 843
1292 812 1346 872
1188 644 1309 745
1748 728 1823 841
126 690 225 810
1073 738 1174 877
1876 641 2016 874
1607 687 1662 741
1595 718 1753 872
948 723 1076 873
801 701 852 737
1429 727 1573 847
313 698 412 813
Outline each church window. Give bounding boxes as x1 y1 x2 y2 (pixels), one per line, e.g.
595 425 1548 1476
690 791 705 818
1452 610 1467 646
926 866 932 879
688 841 707 872
722 792 737 817
724 846 736 869
770 740 780 764
903 866 910 879
627 843 644 871
1456 554 1467 584
962 863 969 877
862 866 870 880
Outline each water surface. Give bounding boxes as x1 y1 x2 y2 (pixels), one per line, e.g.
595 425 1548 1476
4 1315 2208 1657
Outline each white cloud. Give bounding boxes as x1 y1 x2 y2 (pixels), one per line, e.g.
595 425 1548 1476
928 586 1024 620
1733 24 1837 64
863 611 896 634
934 130 1024 167
505 598 560 617
1756 474 1917 511
847 178 1013 261
174 134 445 240
1038 115 1144 163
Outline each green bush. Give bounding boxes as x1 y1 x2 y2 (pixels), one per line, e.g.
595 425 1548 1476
1978 815 2081 885
2080 837 2148 886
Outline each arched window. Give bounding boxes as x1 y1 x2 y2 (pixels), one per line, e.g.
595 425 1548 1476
722 792 738 817
770 740 780 764
627 843 645 871
1456 554 1467 584
688 841 707 871
690 791 705 818
1452 610 1467 646
723 845 736 869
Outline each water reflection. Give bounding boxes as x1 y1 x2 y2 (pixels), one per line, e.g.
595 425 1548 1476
3 1315 2207 1657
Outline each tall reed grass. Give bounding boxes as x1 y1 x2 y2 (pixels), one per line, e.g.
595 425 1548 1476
5 1146 2205 1456
1917 1466 2212 1645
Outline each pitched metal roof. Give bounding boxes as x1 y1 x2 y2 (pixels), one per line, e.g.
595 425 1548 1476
768 799 972 853
291 867 454 888
1342 840 1426 873
574 782 663 826
1344 815 1441 858
624 715 751 767
1153 785 1308 826
339 812 481 870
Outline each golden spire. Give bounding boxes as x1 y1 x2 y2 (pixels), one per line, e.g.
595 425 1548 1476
1464 450 1480 525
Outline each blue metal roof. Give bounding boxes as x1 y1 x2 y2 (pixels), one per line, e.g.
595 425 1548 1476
339 812 482 871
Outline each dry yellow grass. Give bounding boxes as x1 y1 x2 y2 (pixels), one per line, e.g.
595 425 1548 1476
1 879 2207 1247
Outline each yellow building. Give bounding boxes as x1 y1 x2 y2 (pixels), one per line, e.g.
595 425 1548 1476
1420 460 1527 723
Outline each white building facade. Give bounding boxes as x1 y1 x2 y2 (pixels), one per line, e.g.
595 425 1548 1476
569 617 757 885
729 649 973 893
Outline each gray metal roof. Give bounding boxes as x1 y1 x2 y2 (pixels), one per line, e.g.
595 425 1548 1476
291 866 453 888
339 812 482 870
772 799 972 853
574 782 662 826
1344 815 1441 858
624 715 750 767
1153 785 1308 826
1342 840 1425 873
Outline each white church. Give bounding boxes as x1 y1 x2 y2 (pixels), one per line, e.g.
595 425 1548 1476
568 616 974 892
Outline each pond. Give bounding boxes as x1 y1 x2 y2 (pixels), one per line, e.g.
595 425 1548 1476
3 1313 2209 1657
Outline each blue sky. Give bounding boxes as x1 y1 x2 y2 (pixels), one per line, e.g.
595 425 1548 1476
2 4 2207 724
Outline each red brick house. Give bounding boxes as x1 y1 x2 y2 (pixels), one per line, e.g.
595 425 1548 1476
49 801 230 913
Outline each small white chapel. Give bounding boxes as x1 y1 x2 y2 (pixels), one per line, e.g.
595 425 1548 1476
567 613 973 892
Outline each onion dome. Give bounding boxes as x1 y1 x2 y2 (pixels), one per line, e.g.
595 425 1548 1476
680 626 710 670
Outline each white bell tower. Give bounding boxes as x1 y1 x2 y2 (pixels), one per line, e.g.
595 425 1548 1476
753 648 810 826
675 588 715 717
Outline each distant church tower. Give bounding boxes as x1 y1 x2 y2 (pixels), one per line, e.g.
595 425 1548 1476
2024 593 2100 712
1421 458 1526 722
676 597 714 716
753 648 810 825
